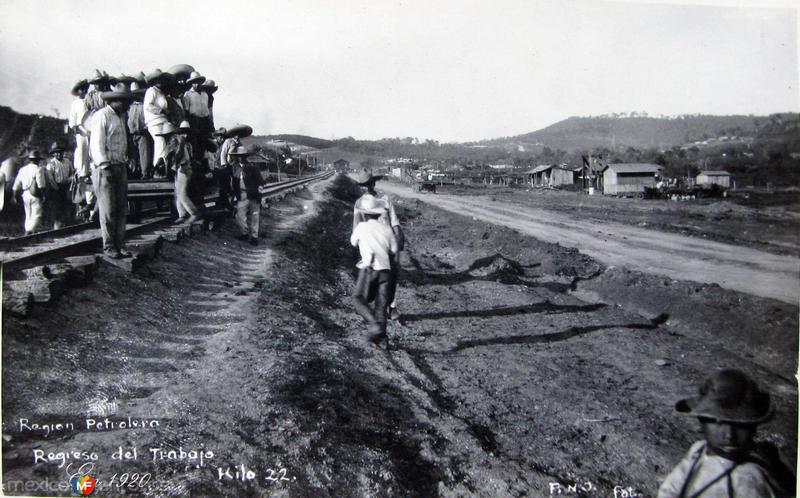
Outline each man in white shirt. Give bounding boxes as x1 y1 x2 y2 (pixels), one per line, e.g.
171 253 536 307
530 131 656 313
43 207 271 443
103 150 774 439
350 196 399 341
12 150 47 235
352 168 405 321
143 69 174 175
90 90 135 259
182 71 211 161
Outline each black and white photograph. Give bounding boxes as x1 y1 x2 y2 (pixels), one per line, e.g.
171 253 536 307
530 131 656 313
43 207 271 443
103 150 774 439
0 0 798 496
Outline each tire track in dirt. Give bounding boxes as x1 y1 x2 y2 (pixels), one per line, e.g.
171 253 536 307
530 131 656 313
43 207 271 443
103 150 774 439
378 183 800 304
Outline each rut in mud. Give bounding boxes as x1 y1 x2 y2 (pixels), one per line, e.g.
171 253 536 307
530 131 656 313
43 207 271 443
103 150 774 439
2 174 796 497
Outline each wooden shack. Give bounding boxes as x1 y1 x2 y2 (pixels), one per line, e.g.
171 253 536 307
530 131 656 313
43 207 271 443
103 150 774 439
526 164 580 187
600 163 661 196
696 170 731 188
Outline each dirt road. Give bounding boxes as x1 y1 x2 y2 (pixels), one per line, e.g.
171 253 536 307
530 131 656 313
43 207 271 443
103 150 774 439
378 182 800 304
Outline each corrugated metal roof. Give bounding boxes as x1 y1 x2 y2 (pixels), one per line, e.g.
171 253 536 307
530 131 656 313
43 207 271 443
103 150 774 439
601 163 662 173
698 170 731 176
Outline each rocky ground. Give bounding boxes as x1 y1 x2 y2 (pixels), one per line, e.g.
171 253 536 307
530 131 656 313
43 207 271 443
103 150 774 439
1 174 796 497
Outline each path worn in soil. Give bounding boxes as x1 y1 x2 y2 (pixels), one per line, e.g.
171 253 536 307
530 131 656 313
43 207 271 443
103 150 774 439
2 174 796 497
378 183 800 304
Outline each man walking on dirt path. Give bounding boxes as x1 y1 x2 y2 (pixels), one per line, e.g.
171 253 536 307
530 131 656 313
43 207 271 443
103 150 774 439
350 195 399 341
90 90 136 259
352 167 404 321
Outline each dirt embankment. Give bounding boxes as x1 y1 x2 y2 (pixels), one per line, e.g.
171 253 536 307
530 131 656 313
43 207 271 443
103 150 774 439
2 174 796 497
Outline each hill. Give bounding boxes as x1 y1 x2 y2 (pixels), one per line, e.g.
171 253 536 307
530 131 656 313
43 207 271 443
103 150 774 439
482 114 777 152
0 106 68 161
250 134 335 150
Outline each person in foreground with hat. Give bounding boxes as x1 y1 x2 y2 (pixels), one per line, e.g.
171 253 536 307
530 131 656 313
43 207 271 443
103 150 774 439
352 168 405 321
89 89 135 259
230 145 265 245
657 369 794 498
160 121 201 224
45 142 75 229
350 195 399 342
12 149 48 234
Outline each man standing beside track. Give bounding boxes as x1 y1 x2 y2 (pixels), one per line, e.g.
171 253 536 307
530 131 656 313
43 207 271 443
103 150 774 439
45 142 74 229
90 90 135 259
352 168 405 321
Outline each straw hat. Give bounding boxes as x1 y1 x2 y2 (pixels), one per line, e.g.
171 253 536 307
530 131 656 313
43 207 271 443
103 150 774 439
226 124 253 139
145 69 175 85
71 79 89 96
675 369 773 424
200 79 218 93
166 64 195 80
27 149 43 161
177 120 192 134
186 71 206 85
229 145 252 157
89 69 110 84
355 195 388 215
100 90 136 101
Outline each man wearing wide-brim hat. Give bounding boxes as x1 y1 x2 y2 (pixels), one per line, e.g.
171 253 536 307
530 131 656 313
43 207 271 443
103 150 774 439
11 150 48 235
352 167 405 321
230 145 265 245
158 121 201 224
657 369 794 497
89 90 136 259
200 79 218 130
143 69 175 172
350 195 399 340
45 141 75 229
181 71 212 162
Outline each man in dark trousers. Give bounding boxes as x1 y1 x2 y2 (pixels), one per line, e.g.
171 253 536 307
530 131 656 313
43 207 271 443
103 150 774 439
352 168 405 320
89 90 135 259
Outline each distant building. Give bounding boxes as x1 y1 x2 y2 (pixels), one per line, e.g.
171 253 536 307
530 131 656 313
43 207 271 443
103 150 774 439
600 163 661 195
525 164 580 187
334 159 350 172
696 170 731 188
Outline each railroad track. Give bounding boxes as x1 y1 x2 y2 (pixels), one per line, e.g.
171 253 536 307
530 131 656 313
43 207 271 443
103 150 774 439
0 172 333 272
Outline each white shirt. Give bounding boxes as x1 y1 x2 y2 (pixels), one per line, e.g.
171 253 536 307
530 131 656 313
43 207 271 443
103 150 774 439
352 192 400 232
12 162 46 194
46 157 74 186
350 219 398 271
90 106 129 167
68 98 88 130
182 88 210 117
220 137 239 167
143 86 169 129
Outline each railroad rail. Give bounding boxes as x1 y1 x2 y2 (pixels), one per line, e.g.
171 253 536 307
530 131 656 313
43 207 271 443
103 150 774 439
0 171 333 272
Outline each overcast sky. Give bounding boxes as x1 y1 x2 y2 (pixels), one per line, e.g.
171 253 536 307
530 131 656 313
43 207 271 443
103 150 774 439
0 0 797 142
